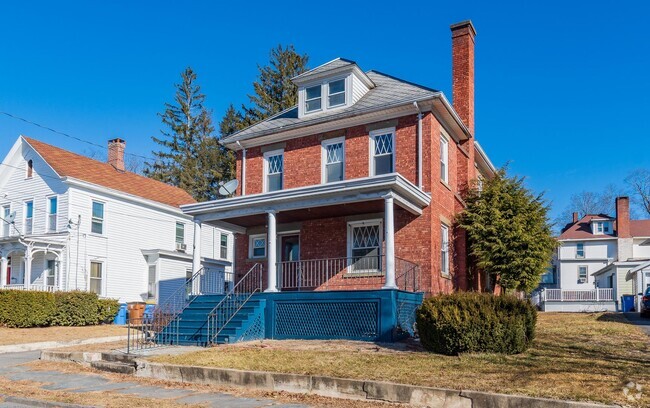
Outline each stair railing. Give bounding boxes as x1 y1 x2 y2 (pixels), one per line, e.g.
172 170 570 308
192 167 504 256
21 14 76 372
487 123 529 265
127 267 205 353
207 263 264 345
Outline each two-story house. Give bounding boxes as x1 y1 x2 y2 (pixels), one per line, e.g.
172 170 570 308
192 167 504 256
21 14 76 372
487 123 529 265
171 21 497 346
539 196 650 311
0 136 233 304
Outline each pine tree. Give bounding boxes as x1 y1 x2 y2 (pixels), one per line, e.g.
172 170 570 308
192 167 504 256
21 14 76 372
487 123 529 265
145 67 233 202
457 168 558 293
219 104 246 137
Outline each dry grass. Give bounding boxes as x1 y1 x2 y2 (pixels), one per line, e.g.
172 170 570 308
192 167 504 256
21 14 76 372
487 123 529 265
0 325 127 346
151 313 650 407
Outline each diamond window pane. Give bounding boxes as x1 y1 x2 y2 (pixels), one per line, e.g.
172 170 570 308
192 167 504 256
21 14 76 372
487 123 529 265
329 79 345 95
374 133 393 155
326 143 343 164
352 225 380 249
268 154 283 174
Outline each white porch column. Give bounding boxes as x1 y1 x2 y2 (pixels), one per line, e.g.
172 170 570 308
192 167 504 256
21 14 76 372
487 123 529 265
192 219 202 294
0 256 7 288
265 211 278 292
383 194 397 289
24 248 33 290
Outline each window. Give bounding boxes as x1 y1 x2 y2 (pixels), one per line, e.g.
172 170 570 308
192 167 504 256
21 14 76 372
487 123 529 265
322 138 345 183
541 266 555 284
370 129 395 176
2 205 10 237
440 135 449 183
175 222 185 244
91 201 104 234
147 265 156 299
597 222 603 233
576 242 585 258
441 224 450 275
328 79 346 107
220 233 228 259
578 265 588 283
305 85 322 113
89 262 103 295
26 160 33 178
264 150 284 192
603 222 611 234
348 220 382 272
47 197 57 232
46 260 56 287
24 201 33 235
249 234 266 258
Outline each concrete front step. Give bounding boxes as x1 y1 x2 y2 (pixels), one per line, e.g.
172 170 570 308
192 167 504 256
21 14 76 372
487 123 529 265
90 360 136 375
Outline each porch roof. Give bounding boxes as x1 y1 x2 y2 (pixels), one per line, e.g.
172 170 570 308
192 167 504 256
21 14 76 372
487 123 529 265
181 174 430 229
0 233 68 257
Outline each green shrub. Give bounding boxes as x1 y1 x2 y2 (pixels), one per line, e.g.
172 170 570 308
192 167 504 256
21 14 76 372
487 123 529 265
52 291 103 326
97 298 120 324
416 292 537 355
0 290 56 328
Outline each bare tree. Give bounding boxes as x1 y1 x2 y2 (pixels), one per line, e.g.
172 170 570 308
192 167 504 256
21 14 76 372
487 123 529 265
625 169 650 217
555 184 625 231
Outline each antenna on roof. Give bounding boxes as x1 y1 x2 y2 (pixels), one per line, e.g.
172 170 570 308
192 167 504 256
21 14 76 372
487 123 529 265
218 179 239 198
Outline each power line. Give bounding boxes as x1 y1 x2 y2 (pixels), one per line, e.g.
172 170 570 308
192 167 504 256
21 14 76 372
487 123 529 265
0 111 157 162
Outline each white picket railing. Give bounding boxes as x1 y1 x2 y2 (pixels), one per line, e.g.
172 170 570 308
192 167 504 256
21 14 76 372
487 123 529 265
2 284 60 292
543 288 614 302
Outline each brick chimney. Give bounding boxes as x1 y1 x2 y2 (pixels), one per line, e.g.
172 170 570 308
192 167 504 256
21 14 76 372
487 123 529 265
451 20 476 135
572 212 579 223
108 138 126 171
616 196 631 238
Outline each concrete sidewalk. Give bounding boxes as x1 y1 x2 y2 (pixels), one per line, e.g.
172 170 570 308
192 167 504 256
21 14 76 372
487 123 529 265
0 351 309 408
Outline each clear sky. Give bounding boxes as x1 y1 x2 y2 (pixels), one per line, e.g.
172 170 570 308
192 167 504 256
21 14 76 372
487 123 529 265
1 1 649 221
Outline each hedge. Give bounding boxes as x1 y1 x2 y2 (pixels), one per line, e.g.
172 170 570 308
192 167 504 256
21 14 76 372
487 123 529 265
0 290 120 328
416 292 537 355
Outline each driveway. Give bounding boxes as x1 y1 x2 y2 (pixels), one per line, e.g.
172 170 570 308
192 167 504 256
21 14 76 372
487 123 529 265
624 312 650 336
0 351 309 408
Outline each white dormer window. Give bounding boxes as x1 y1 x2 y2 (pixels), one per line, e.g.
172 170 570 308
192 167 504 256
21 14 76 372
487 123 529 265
305 85 322 113
327 79 346 108
603 222 611 234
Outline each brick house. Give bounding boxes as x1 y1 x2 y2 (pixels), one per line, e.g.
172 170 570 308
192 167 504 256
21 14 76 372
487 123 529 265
173 21 496 345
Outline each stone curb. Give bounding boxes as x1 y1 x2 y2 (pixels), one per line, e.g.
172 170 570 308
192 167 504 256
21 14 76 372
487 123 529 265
0 335 127 355
39 351 619 408
0 394 94 407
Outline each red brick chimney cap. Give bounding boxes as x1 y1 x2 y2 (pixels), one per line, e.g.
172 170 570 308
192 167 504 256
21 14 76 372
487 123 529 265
450 20 477 37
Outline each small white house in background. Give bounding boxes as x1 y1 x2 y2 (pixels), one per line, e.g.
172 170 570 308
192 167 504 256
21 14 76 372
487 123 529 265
0 136 233 303
539 196 650 312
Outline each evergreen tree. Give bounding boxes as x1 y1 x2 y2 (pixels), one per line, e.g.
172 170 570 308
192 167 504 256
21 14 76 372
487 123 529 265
145 67 232 202
457 168 557 293
219 104 246 137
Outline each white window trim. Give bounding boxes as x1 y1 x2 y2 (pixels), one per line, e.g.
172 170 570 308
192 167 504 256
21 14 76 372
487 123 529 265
304 84 323 114
440 134 449 184
578 265 588 283
220 232 229 259
90 200 105 236
89 260 105 296
299 75 351 117
46 195 58 233
2 203 12 237
346 219 383 273
249 234 267 259
441 223 450 276
44 258 57 287
175 222 185 244
326 78 347 109
263 149 284 193
369 127 396 176
576 242 585 259
321 136 346 184
24 199 34 235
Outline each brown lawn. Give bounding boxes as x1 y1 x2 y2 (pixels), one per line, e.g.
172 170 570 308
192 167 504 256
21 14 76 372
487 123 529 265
0 325 127 346
151 313 650 407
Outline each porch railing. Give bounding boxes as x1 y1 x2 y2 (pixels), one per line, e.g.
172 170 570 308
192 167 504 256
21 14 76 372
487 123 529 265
1 284 60 292
207 263 264 345
127 267 231 353
543 288 614 302
276 256 419 292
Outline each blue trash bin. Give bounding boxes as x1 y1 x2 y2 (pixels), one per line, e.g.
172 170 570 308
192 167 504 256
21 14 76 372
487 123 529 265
621 295 635 312
113 303 127 325
144 304 156 323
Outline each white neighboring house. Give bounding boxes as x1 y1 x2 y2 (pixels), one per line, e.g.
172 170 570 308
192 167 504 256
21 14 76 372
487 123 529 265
540 196 650 312
0 136 233 303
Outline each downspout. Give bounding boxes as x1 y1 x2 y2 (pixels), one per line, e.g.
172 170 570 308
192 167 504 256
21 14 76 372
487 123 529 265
236 141 246 196
413 102 423 189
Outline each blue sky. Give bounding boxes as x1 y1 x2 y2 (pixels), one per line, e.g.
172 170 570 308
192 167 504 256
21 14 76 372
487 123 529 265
1 1 649 221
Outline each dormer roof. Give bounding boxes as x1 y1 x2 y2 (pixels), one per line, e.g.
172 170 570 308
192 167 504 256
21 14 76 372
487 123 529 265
291 58 375 89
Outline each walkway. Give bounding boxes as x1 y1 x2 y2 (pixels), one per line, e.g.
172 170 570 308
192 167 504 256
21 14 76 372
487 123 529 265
0 351 309 408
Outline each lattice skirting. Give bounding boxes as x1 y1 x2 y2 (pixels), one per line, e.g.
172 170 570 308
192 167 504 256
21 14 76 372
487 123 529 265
396 299 420 337
237 311 266 342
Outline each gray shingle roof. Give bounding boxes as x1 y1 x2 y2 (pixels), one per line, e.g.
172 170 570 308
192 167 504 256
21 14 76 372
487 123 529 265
223 71 440 144
291 58 356 81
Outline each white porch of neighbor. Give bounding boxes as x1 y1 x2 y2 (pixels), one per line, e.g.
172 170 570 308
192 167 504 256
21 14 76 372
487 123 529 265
532 288 617 312
0 235 67 292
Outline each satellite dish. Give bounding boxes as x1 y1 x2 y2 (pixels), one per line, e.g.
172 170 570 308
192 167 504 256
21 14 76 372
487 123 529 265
218 179 239 197
6 212 15 224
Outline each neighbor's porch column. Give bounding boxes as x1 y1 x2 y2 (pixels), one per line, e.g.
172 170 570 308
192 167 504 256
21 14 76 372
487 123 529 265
383 194 397 289
265 210 278 292
0 256 7 288
24 247 33 290
192 219 202 294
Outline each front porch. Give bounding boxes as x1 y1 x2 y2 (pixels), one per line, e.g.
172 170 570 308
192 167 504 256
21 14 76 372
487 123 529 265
0 234 67 292
532 288 617 312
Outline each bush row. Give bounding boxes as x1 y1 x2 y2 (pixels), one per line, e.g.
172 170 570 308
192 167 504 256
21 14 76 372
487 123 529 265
416 292 537 355
0 290 120 328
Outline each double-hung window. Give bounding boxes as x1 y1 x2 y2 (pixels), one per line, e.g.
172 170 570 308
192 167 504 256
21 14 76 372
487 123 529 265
440 135 449 184
596 222 603 233
578 265 588 283
249 234 266 258
220 233 228 259
46 259 56 286
576 242 585 258
327 79 346 108
348 220 382 273
322 138 345 183
24 201 33 235
2 205 10 237
264 150 284 192
305 85 322 113
90 262 103 295
175 222 185 245
47 196 57 232
441 224 450 275
91 201 104 234
370 128 395 176
147 265 157 299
